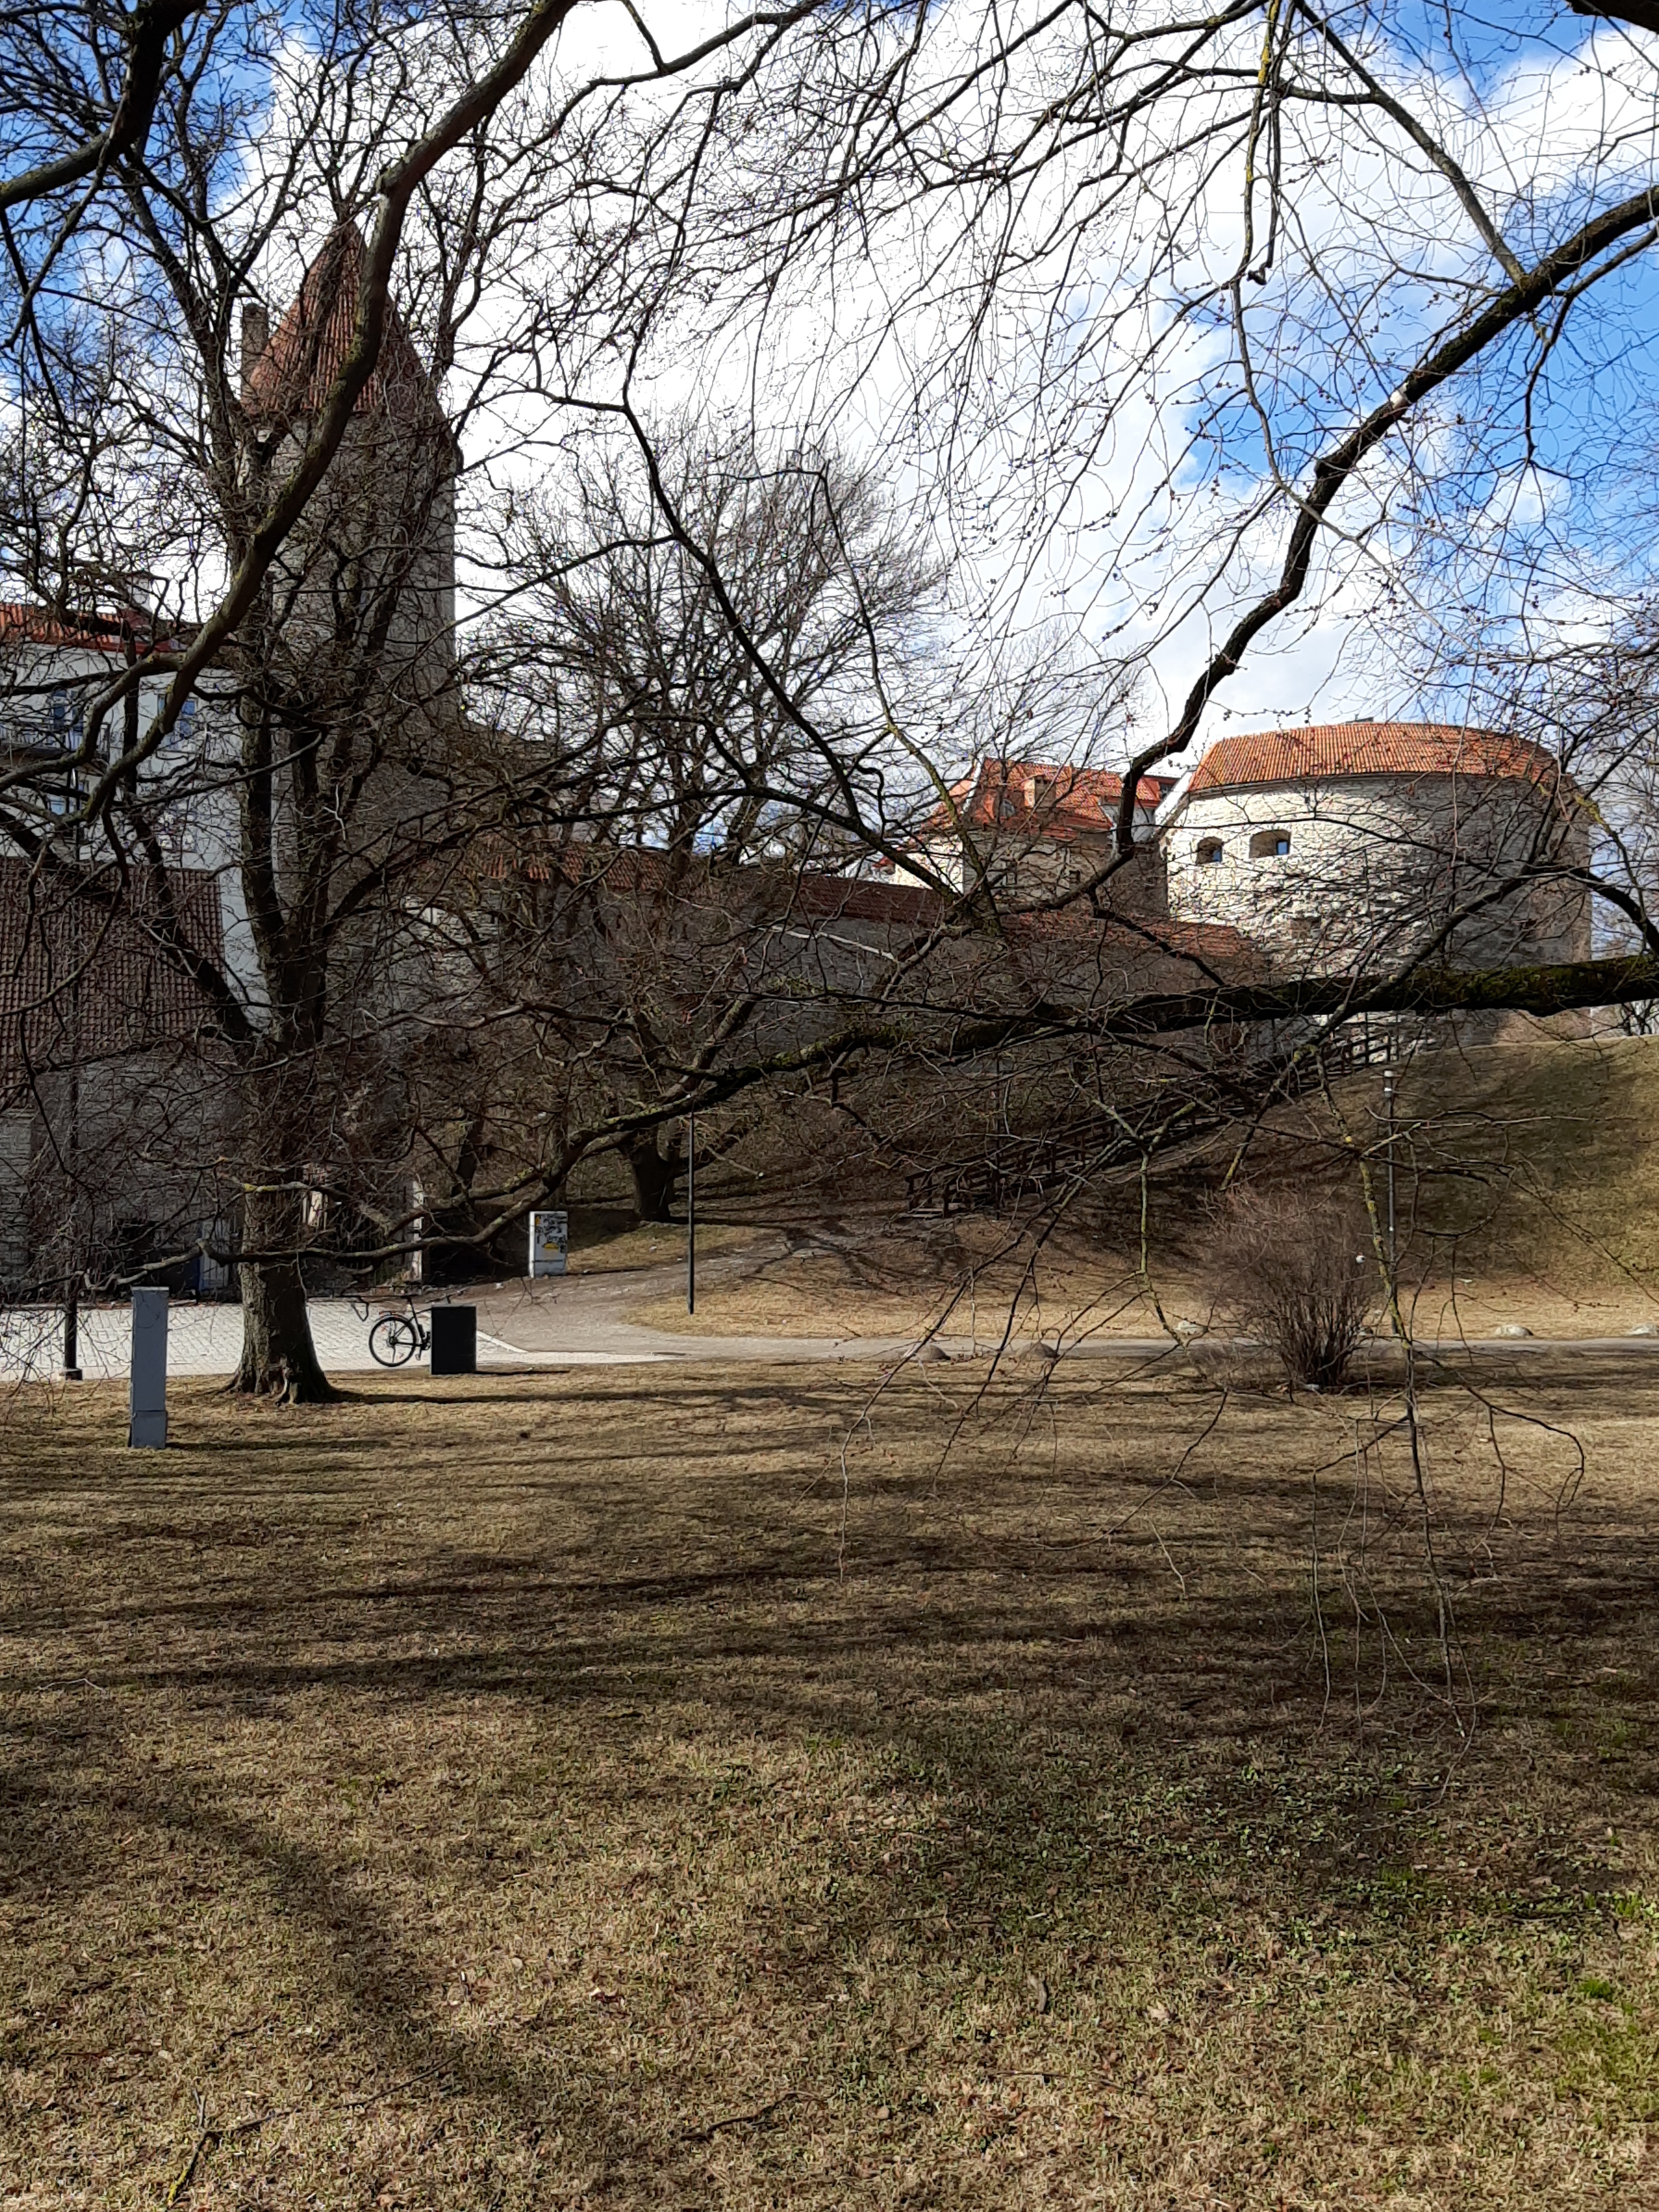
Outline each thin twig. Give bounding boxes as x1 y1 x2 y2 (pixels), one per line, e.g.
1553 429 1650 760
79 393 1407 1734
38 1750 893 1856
166 2105 267 2206
682 2089 802 2143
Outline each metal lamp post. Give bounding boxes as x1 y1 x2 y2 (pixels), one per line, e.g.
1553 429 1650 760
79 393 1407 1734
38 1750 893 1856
685 1112 695 1315
1382 1065 1398 1334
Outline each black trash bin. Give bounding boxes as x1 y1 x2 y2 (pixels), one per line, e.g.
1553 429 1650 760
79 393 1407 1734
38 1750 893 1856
428 1303 477 1376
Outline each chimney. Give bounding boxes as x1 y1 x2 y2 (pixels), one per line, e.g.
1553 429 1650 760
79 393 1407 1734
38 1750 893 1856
240 301 270 402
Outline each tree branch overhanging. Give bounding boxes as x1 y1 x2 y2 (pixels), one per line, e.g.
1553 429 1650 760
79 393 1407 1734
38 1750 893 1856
0 0 202 216
1113 180 1659 855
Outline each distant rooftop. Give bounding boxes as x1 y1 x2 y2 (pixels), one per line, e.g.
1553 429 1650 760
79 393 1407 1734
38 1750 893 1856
920 758 1173 843
0 602 173 655
1185 721 1578 799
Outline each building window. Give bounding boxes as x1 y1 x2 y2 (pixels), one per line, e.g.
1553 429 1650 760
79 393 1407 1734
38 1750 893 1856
1196 838 1224 866
1249 828 1291 859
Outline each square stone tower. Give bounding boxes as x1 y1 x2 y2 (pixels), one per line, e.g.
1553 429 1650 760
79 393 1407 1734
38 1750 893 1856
241 222 458 709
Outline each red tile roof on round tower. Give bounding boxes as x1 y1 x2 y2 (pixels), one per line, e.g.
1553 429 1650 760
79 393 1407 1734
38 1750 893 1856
243 222 448 433
1185 721 1579 800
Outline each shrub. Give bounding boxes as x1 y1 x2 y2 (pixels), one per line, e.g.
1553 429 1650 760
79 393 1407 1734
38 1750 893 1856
1208 1186 1375 1390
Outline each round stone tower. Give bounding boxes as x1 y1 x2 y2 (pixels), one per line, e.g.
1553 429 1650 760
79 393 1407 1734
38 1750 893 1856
1164 720 1592 975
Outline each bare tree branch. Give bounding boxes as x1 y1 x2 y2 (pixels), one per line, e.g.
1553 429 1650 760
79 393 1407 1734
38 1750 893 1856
0 0 202 215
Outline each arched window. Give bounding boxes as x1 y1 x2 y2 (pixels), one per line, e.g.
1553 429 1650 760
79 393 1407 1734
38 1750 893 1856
1249 828 1291 859
1195 837 1224 866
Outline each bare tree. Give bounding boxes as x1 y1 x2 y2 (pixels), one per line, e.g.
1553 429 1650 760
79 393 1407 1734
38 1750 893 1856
468 421 943 1219
588 5 1659 928
4 0 1659 1409
0 0 839 1395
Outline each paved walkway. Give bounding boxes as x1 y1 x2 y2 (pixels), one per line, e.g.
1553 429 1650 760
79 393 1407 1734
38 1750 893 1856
9 1238 1659 1383
1 1300 381 1381
0 1239 938 1381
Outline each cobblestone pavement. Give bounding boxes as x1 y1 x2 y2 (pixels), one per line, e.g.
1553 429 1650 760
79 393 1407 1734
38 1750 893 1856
1 1300 375 1381
0 1299 645 1381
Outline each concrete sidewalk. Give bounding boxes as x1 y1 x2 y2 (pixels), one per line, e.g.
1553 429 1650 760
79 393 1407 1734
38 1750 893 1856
0 1297 702 1380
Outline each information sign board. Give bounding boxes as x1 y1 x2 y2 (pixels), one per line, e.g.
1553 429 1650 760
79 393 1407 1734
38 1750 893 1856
529 1210 569 1278
129 1287 168 1448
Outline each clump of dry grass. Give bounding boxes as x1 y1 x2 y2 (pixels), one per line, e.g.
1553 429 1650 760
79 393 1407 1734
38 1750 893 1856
0 1363 1655 2207
565 1218 761 1276
1324 1034 1659 1312
1207 1185 1376 1388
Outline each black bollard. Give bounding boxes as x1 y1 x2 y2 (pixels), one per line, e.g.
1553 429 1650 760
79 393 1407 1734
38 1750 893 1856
428 1303 477 1376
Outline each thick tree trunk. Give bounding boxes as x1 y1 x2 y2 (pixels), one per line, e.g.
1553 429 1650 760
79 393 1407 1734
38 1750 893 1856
233 1247 337 1401
229 1129 338 1403
623 1131 679 1223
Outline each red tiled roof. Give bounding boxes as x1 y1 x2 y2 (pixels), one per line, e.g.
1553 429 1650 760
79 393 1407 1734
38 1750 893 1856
919 758 1171 845
244 222 447 431
474 844 1250 961
0 861 224 1083
1185 721 1578 799
1118 916 1254 961
0 602 173 654
790 874 940 925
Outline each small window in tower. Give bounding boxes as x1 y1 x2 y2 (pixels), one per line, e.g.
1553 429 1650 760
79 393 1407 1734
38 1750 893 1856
1196 837 1224 866
1250 828 1291 859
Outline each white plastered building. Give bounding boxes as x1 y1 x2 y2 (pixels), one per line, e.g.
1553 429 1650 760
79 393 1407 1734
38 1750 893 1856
1164 721 1593 977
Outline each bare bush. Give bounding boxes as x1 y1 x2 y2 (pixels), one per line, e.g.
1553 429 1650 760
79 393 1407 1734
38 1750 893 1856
1209 1187 1375 1392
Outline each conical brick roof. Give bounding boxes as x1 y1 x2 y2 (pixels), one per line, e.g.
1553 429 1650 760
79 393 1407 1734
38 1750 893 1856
243 222 448 436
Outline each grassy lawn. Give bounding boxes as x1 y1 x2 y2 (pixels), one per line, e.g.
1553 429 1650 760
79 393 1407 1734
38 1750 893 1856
2 1359 1657 2207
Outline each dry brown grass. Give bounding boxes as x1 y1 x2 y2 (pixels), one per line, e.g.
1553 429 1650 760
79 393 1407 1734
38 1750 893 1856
633 1038 1659 1346
564 1221 761 1278
1323 1035 1659 1336
2 1360 1658 2208
629 1217 1196 1342
629 1211 1659 1346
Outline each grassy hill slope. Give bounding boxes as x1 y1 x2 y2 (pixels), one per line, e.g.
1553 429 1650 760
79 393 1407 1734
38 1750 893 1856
1320 1031 1659 1330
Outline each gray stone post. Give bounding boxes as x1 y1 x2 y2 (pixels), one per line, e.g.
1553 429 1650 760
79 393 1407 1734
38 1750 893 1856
129 1287 168 1448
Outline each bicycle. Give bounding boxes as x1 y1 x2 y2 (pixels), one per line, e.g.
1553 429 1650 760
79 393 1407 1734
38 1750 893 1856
353 1290 430 1368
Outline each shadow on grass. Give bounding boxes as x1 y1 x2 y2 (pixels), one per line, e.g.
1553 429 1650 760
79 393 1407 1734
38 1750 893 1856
3 1368 1658 2200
